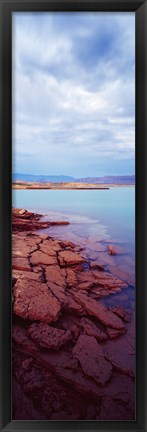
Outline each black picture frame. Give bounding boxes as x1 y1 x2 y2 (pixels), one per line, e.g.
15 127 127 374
0 0 147 431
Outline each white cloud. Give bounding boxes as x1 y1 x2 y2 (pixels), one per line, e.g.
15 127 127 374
12 12 135 176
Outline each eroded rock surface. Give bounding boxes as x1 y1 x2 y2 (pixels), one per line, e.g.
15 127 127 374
12 209 135 421
28 323 72 350
13 279 61 323
73 335 112 386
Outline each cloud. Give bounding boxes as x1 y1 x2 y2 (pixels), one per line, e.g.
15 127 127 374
12 12 135 177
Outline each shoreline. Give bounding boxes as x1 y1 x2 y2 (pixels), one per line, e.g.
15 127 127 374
12 208 135 421
12 182 135 190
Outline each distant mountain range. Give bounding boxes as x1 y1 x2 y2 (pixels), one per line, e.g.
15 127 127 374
13 173 135 184
12 174 76 183
77 175 135 184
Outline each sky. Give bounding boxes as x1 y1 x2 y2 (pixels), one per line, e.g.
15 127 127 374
12 12 135 178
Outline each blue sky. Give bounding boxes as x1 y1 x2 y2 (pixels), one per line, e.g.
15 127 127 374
12 12 135 177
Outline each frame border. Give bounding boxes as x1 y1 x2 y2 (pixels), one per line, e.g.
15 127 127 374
0 1 147 431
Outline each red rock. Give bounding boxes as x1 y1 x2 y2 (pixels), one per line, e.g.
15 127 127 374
108 245 117 255
48 283 67 307
12 325 109 401
90 262 105 271
96 242 107 252
45 266 67 306
12 269 42 283
77 269 127 293
59 240 76 249
80 318 108 341
65 293 85 315
73 291 125 330
19 209 26 215
12 324 38 353
58 250 86 266
30 250 57 266
107 327 126 339
13 279 61 323
28 323 72 350
40 242 57 257
45 265 65 287
91 270 128 290
108 245 127 256
73 335 112 386
110 306 131 323
12 257 31 272
58 255 65 267
66 268 78 288
103 335 135 377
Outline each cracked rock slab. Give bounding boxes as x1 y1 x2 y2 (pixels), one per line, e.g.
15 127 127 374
12 257 31 272
58 250 86 266
73 291 125 330
30 250 57 266
13 279 61 323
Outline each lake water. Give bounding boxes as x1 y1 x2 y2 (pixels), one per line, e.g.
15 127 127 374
12 186 135 307
12 187 135 245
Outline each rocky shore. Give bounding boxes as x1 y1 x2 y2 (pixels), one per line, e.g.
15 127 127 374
12 209 135 420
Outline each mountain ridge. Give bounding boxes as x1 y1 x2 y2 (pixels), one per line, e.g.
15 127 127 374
13 173 135 184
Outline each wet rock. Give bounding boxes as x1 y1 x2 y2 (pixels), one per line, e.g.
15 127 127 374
77 269 127 293
91 270 128 290
28 323 72 350
73 291 125 330
110 306 131 323
108 245 127 256
90 262 105 271
59 240 76 249
30 250 57 266
108 245 117 255
58 250 86 266
13 279 61 323
107 327 126 339
73 335 112 386
103 336 135 377
80 318 108 342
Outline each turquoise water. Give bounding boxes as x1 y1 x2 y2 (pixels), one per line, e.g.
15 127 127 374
12 187 135 249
